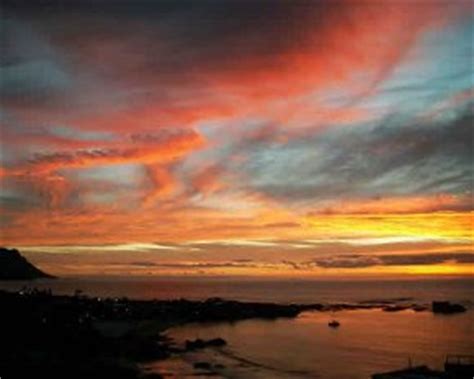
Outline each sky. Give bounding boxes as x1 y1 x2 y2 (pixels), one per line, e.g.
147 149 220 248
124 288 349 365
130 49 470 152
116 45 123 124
0 0 473 278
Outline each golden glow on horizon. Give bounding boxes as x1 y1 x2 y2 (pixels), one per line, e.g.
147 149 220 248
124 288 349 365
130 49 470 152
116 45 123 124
305 212 474 240
402 263 474 276
6 211 474 279
31 260 474 278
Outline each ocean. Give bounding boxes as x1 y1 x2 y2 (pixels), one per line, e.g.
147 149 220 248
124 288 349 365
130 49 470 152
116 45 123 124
1 277 473 378
0 276 473 304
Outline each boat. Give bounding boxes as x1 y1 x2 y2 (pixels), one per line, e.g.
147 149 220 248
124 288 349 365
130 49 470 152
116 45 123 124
328 320 340 328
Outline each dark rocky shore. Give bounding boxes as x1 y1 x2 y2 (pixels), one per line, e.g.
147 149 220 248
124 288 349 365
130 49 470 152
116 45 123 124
0 288 466 378
0 288 320 378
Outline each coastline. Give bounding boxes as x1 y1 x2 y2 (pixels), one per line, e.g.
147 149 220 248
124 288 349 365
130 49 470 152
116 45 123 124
150 308 474 379
0 287 469 378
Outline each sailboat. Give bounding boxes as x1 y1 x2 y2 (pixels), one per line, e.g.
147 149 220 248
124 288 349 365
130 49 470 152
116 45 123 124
328 320 340 328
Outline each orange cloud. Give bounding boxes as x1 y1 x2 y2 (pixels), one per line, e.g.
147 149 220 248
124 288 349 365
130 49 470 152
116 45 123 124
311 194 472 215
1 128 204 176
203 2 459 114
191 164 226 196
142 165 177 206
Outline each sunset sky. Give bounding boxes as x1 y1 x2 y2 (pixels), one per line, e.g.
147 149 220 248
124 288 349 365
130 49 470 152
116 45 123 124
0 0 473 277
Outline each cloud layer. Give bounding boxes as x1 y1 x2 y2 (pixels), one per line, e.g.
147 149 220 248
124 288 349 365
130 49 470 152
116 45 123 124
1 1 473 276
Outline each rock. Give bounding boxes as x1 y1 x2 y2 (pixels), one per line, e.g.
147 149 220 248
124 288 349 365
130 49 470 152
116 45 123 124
411 304 428 312
432 301 466 314
206 337 227 347
185 337 227 351
186 338 205 350
382 305 409 312
194 361 212 370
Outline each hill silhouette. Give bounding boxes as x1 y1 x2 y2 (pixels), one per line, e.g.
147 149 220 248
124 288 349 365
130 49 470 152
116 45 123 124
0 247 54 280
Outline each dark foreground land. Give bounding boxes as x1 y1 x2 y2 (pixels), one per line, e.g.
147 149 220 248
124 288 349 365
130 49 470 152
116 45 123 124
0 289 467 378
0 289 322 378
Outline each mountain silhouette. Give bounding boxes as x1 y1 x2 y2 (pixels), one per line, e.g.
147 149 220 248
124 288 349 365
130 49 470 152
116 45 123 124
0 247 55 280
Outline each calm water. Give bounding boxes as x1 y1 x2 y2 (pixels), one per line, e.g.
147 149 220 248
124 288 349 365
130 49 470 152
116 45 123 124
1 277 473 378
0 277 473 305
149 308 474 379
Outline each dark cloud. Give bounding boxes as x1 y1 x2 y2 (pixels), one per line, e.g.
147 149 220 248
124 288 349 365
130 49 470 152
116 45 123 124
111 253 474 271
311 252 474 269
119 259 262 269
0 18 75 107
310 255 381 269
2 0 437 111
0 1 329 85
281 259 304 270
244 110 474 206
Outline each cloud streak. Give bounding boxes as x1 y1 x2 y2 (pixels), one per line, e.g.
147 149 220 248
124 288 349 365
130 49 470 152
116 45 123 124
310 253 474 269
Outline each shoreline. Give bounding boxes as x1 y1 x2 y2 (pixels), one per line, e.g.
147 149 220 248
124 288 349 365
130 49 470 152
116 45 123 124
0 288 468 378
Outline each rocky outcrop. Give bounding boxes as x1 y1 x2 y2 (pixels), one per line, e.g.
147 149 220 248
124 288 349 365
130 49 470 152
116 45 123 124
0 247 54 280
185 337 227 351
432 301 466 314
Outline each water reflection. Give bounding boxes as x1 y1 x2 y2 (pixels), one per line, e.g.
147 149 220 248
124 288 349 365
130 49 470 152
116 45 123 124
152 309 474 379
